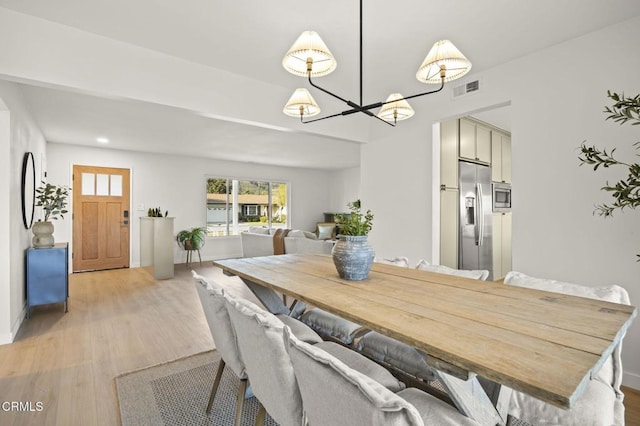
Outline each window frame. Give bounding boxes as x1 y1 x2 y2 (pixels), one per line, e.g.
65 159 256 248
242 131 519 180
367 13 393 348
205 177 290 237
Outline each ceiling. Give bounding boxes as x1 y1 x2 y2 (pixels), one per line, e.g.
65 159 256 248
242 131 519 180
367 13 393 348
2 0 640 169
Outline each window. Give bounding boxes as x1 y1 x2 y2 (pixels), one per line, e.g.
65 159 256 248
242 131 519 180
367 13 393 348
81 172 123 196
206 178 289 236
243 205 259 216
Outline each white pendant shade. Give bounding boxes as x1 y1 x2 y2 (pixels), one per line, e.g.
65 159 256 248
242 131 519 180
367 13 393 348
283 88 321 117
282 30 337 77
416 40 472 84
377 93 415 123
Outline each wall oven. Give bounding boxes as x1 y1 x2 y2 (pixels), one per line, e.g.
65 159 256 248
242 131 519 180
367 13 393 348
492 182 512 212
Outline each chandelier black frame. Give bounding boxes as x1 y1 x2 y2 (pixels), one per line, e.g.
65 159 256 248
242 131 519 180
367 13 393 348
282 0 471 126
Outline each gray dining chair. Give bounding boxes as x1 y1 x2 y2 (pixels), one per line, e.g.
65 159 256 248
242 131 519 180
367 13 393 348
224 292 407 425
193 271 322 423
192 272 248 426
224 292 319 426
284 327 479 426
355 260 489 386
298 256 410 346
298 307 368 346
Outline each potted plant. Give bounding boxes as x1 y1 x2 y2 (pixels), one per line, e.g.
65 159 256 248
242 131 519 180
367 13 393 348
578 90 640 260
148 207 168 217
33 181 70 248
332 200 375 280
176 227 207 251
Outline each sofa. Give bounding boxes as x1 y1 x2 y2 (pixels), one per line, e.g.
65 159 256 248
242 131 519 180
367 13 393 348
240 227 335 258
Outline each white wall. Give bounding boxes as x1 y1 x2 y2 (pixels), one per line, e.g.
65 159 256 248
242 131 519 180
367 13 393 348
329 166 361 213
361 119 435 264
0 81 47 344
360 17 640 387
47 143 340 266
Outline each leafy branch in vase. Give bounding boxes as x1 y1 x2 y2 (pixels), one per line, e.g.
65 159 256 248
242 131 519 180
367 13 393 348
578 91 640 260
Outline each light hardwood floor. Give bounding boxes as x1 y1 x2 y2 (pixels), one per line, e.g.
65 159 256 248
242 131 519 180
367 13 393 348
0 265 256 426
0 264 638 425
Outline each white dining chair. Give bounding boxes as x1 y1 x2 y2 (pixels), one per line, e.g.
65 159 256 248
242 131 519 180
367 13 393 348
415 259 489 280
355 260 490 386
298 256 410 346
225 292 320 426
504 271 630 426
192 272 248 426
284 327 479 426
224 293 407 425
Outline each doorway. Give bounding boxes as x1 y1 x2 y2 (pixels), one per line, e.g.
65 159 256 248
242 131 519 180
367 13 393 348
72 165 130 272
435 104 512 280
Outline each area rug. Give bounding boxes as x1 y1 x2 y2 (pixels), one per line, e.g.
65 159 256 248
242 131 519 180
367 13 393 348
115 350 277 425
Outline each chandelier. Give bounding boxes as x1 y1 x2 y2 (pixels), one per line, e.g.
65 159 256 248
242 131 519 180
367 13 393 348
282 0 472 126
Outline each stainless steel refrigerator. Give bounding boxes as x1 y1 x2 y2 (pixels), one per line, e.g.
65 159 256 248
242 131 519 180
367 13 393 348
459 161 493 280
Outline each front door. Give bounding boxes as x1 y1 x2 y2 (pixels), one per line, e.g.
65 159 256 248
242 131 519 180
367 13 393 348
72 165 130 272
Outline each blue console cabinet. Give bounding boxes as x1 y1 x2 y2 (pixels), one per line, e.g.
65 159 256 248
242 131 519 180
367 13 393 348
26 242 69 318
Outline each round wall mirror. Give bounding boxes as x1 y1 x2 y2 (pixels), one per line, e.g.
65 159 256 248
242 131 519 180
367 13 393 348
21 152 35 229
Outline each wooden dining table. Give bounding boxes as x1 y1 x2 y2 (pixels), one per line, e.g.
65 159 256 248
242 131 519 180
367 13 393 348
213 253 637 425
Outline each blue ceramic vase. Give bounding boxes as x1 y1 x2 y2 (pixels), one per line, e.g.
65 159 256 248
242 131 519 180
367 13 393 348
332 235 375 281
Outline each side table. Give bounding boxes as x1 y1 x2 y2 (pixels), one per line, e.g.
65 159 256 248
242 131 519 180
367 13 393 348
26 242 69 318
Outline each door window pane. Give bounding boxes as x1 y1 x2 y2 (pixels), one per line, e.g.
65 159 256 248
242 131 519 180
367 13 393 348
110 174 123 196
82 173 95 195
96 174 109 196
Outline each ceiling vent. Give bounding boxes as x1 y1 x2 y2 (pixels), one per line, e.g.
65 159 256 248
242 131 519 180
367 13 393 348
453 80 480 98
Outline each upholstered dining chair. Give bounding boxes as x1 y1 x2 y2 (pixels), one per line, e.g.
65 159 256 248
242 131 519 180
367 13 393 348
355 260 490 386
298 256 411 346
224 292 320 426
284 327 479 426
225 293 407 425
503 271 630 426
192 272 248 426
415 259 489 280
193 271 324 423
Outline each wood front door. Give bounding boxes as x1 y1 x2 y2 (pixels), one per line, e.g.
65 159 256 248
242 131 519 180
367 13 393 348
72 165 130 272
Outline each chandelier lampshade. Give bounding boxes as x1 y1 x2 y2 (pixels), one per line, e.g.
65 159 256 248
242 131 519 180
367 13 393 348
283 88 321 117
377 93 415 123
416 39 472 84
282 31 337 77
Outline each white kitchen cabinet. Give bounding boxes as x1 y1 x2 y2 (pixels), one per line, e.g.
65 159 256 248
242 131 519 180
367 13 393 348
491 130 512 183
440 189 459 269
440 119 459 189
459 118 491 164
492 212 512 280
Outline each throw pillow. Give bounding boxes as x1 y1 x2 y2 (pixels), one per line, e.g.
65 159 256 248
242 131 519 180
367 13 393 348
316 223 335 240
303 231 318 240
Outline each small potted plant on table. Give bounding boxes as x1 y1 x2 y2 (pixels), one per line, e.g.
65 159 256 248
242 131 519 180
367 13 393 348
33 181 70 248
332 200 375 280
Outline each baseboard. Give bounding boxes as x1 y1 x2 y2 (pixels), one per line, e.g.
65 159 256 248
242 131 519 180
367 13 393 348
0 306 25 345
0 332 12 345
624 371 640 390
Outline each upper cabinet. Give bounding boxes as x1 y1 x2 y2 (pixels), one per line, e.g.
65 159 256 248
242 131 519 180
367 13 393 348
459 118 491 164
491 130 512 183
440 120 459 189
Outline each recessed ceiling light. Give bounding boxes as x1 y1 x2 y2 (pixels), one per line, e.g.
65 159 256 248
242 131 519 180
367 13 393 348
96 137 109 144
